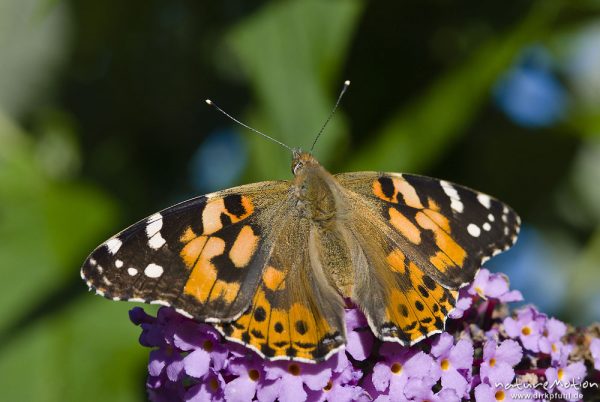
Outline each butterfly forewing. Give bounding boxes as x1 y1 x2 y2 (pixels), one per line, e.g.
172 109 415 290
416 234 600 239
81 181 289 321
337 172 520 288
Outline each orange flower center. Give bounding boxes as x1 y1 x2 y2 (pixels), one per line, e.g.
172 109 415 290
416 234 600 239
558 368 564 381
209 378 219 391
489 358 496 367
391 363 403 374
495 390 505 400
288 363 301 376
202 340 214 352
323 380 333 391
248 369 260 382
441 359 450 371
521 326 531 336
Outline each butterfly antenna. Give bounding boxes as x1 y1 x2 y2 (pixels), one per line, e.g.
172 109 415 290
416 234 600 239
310 80 350 152
205 99 292 152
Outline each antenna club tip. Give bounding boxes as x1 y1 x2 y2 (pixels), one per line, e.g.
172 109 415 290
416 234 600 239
205 99 213 105
344 80 351 86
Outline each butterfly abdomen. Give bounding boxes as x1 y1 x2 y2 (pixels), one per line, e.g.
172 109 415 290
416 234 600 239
309 227 355 297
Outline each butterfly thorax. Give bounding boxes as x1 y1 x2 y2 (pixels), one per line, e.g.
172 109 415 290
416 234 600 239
291 152 341 225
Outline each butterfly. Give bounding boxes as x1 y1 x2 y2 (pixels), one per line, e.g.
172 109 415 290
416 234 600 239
81 151 520 362
81 83 520 363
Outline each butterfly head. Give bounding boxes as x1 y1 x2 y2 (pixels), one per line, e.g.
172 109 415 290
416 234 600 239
291 149 320 175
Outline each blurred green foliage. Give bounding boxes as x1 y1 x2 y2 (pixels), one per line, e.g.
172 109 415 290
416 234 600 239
227 0 362 179
1 0 600 400
0 111 115 331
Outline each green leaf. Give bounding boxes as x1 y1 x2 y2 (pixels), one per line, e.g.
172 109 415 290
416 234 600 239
0 0 70 118
0 297 147 402
226 0 364 180
346 1 565 173
0 111 117 333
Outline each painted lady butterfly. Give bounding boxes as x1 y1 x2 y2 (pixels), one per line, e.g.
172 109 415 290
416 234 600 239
81 83 520 362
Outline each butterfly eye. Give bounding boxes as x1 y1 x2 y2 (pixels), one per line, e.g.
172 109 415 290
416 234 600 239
292 161 304 175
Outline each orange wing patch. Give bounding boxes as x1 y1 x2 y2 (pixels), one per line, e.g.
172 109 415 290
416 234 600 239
183 237 224 303
388 208 422 245
263 266 286 291
201 195 254 235
415 211 466 268
229 225 259 268
178 194 259 306
209 280 240 303
215 284 340 361
381 260 456 344
180 235 208 268
386 250 407 274
373 176 424 209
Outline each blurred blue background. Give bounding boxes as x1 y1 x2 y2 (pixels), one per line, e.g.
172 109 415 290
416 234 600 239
1 0 600 400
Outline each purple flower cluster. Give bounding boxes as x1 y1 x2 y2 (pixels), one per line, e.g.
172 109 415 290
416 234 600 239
130 269 600 401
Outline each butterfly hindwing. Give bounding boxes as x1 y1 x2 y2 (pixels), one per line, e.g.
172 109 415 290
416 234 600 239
215 206 346 362
81 181 289 321
336 171 520 344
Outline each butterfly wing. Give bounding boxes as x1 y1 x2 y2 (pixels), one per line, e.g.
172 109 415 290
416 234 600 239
81 181 290 322
215 209 346 362
336 171 520 344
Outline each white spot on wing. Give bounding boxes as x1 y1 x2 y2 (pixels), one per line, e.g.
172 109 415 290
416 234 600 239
477 194 492 209
488 213 495 222
115 259 123 268
440 180 458 198
149 234 166 249
128 267 138 276
440 181 464 213
450 199 464 213
483 222 491 231
467 223 481 237
105 238 122 254
146 213 163 236
146 213 166 249
89 258 97 266
144 263 164 278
